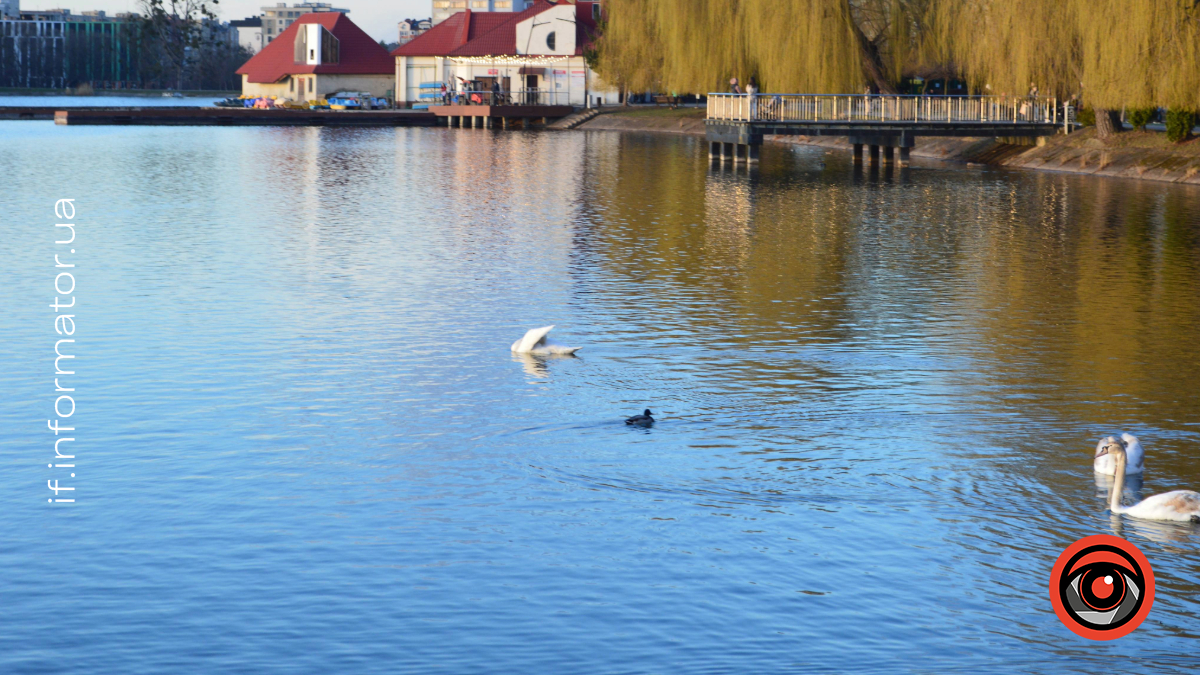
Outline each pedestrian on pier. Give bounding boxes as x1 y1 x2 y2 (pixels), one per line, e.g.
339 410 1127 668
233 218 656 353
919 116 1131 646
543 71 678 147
746 76 759 120
730 77 742 95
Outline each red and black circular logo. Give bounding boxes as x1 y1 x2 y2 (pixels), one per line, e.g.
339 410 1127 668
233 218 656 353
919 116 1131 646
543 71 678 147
1049 534 1154 640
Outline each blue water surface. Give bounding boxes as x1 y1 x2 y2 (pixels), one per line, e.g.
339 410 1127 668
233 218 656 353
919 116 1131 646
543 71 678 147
1 122 1199 673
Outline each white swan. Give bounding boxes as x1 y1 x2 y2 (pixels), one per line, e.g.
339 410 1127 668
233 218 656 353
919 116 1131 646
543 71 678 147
510 325 580 355
1094 433 1144 475
1099 438 1200 522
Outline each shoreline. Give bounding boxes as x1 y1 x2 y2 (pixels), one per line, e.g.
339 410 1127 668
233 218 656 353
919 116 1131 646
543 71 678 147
575 108 1200 186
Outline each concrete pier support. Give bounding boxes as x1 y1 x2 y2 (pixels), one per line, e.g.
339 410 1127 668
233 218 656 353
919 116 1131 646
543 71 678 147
869 145 880 165
853 143 864 164
747 144 760 163
502 117 509 129
485 116 493 129
723 142 734 162
709 141 720 159
883 146 895 164
899 147 911 166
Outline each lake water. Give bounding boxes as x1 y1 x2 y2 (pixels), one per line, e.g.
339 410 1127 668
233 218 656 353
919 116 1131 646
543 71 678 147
1 122 1198 673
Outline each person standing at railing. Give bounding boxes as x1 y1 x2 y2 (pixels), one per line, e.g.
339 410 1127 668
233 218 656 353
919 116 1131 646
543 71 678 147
491 80 501 106
729 77 742 95
746 76 759 120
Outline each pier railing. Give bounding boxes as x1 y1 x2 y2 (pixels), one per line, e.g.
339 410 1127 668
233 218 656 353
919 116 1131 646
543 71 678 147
707 94 1058 125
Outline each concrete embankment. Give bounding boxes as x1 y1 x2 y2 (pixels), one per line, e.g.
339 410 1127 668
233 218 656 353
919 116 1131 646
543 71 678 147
575 108 706 135
770 131 1200 185
575 108 1200 185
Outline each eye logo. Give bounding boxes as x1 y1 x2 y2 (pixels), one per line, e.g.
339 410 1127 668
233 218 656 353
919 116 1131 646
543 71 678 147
1049 534 1154 640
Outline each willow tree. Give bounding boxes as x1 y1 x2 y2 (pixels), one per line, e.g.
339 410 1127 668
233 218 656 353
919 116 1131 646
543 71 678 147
938 0 1200 138
596 0 1200 141
596 0 941 94
1075 0 1200 136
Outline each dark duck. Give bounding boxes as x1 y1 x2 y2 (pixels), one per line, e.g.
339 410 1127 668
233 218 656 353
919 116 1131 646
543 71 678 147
625 409 654 426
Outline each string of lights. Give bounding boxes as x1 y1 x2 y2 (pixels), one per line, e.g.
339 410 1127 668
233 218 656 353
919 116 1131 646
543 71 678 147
449 55 574 66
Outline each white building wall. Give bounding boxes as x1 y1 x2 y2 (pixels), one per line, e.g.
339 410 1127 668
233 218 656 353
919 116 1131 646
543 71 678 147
514 4 576 56
447 58 616 107
243 73 393 100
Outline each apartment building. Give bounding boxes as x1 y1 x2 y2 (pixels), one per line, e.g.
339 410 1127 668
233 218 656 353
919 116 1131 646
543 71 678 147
432 0 532 26
261 2 347 43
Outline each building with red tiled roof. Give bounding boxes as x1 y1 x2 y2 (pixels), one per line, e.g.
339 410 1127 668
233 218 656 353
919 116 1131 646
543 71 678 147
236 12 395 101
391 1 617 108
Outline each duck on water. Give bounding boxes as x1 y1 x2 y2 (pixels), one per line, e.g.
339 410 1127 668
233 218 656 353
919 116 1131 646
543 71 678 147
626 409 654 426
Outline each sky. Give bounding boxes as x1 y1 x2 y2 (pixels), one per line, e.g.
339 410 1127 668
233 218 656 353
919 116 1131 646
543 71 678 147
19 0 431 42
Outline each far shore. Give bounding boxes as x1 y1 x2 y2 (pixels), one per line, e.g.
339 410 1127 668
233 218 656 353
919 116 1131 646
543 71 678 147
0 88 240 97
575 106 1200 186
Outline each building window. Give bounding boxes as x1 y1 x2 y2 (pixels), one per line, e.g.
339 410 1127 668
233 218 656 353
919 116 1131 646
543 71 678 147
546 31 555 51
471 1 488 7
495 0 510 6
290 78 295 91
433 1 450 7
309 78 314 93
450 1 466 7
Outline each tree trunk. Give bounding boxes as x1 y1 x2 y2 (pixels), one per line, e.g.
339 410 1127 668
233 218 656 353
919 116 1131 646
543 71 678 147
842 0 898 94
1095 108 1124 139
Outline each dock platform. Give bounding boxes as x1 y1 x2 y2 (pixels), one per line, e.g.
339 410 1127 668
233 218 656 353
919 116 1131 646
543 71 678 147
428 104 574 128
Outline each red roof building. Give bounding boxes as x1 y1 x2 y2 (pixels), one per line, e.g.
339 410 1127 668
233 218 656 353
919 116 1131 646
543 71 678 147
236 13 396 100
391 1 615 107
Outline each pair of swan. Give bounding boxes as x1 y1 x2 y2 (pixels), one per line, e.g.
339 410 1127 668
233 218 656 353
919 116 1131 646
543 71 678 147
512 326 653 425
1095 435 1199 523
